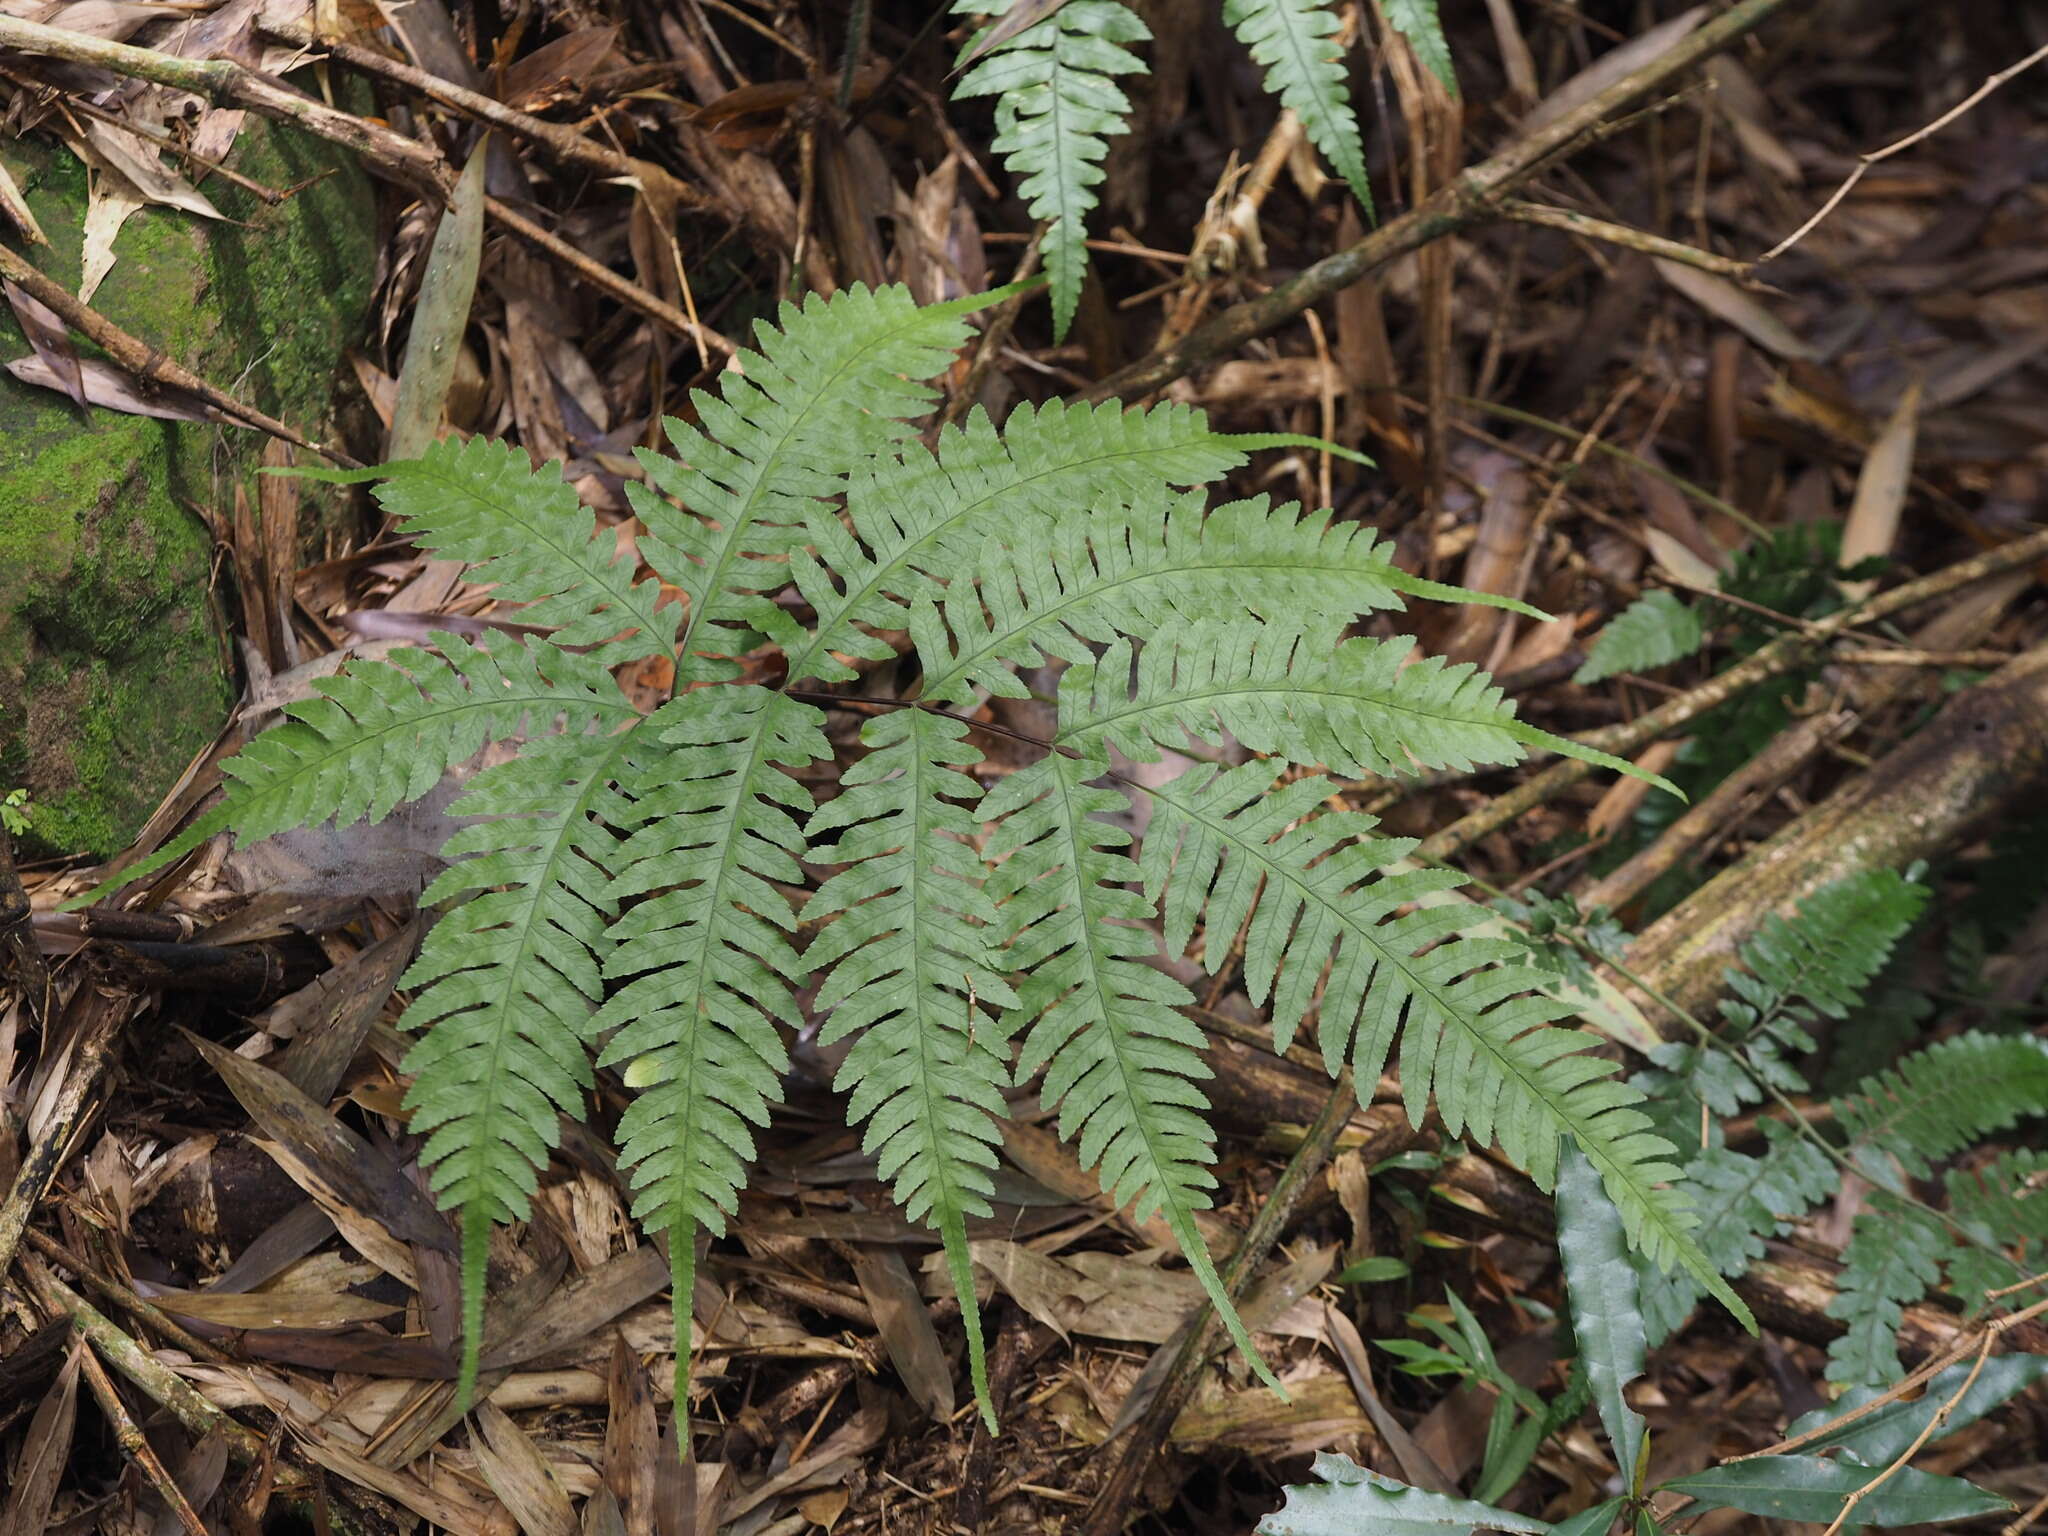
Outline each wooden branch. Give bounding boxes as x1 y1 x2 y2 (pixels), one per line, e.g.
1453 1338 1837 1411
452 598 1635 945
1621 643 2048 1027
0 14 442 197
1082 0 1812 403
0 243 360 466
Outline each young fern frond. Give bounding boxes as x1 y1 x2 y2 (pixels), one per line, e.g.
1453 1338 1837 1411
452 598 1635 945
632 285 1004 680
1574 590 1706 685
1222 0 1371 208
952 0 1148 340
805 707 1019 1423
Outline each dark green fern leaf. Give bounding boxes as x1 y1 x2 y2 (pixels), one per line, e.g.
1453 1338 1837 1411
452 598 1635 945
984 747 1281 1387
1827 1197 1951 1386
953 0 1148 339
805 707 1019 1424
1836 1032 2048 1181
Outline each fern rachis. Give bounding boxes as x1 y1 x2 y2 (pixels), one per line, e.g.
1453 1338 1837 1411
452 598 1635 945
75 282 1725 1434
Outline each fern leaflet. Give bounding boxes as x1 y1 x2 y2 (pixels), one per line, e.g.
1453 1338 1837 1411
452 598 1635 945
1574 590 1706 685
1221 0 1371 209
953 0 1148 340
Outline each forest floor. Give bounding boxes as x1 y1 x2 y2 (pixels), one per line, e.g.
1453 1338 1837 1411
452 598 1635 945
4 1 2048 1533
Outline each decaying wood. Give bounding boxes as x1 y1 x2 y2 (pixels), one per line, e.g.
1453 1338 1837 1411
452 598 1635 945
1622 644 2048 1028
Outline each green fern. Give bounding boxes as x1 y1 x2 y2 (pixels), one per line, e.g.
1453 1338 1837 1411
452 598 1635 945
1222 0 1371 207
954 0 1425 335
1574 590 1707 685
1827 1198 1952 1386
953 0 1149 340
73 282 1720 1432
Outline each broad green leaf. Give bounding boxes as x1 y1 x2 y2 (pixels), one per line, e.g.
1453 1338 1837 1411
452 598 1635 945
1785 1356 2048 1466
1259 1453 1548 1536
1549 1500 1623 1536
1556 1146 1648 1494
1662 1455 2011 1527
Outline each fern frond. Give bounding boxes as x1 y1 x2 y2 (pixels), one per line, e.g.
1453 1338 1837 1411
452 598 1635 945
401 723 648 1401
953 0 1148 339
1827 1197 1951 1386
630 285 1002 682
1124 756 1743 1323
592 686 830 1406
1835 1032 2048 1180
1055 624 1674 789
1381 0 1456 91
1725 870 1928 1028
69 632 636 903
983 748 1280 1387
1574 590 1706 685
1946 1152 2048 1311
918 493 1537 705
804 707 1018 1424
1222 0 1371 208
786 401 1260 685
1636 1130 1835 1345
299 438 676 663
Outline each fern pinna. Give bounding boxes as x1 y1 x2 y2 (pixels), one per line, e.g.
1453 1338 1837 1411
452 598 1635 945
952 0 1454 340
76 282 1741 1428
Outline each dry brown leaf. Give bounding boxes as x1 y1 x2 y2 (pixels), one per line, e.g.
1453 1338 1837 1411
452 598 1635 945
4 352 214 420
1654 258 1817 360
473 1401 579 1536
1644 527 1724 593
0 1341 79 1536
3 277 85 410
847 1244 953 1420
1840 375 1921 601
79 120 223 220
150 1286 402 1329
603 1335 658 1536
500 25 620 110
1522 7 1706 133
0 157 48 245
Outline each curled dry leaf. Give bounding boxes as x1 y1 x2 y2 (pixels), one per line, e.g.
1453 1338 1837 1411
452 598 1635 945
4 352 215 419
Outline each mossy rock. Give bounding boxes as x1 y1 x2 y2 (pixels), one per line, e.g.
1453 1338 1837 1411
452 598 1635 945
0 120 374 857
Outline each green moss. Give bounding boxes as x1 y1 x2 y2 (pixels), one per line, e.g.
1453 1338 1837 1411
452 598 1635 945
0 119 374 856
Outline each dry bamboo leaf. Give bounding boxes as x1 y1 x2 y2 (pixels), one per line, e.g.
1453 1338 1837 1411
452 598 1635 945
1707 57 1802 183
79 120 222 220
582 1485 628 1536
36 0 188 39
500 25 620 110
184 1030 453 1252
297 1430 493 1535
267 921 418 1104
479 1246 669 1372
715 1405 885 1525
0 1343 80 1536
0 155 49 245
3 277 86 410
1644 526 1724 593
847 1244 954 1420
1840 375 1921 601
389 137 487 461
1654 258 1818 360
5 353 213 420
1522 7 1706 133
150 1286 402 1329
473 1401 578 1536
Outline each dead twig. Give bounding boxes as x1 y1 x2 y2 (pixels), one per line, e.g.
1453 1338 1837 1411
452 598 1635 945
1083 0 1811 402
77 1341 212 1536
1499 198 1756 279
0 243 360 465
1759 38 2048 263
